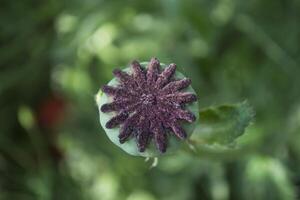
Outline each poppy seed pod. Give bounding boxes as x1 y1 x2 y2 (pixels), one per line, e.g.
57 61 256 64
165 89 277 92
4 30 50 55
96 58 199 157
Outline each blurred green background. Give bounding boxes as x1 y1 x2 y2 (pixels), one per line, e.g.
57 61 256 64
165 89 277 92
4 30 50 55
1 0 300 199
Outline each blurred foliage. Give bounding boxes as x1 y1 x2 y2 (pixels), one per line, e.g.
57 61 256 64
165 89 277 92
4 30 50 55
1 0 300 200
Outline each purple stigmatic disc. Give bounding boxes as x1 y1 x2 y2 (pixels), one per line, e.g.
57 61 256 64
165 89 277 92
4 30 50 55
99 58 198 155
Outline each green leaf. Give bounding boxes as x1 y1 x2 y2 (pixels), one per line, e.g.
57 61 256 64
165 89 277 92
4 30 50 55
186 101 255 156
